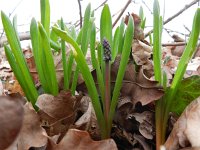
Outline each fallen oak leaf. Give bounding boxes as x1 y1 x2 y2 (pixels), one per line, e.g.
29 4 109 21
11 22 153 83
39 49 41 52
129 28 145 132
165 96 200 149
47 129 117 150
36 90 82 140
0 96 24 150
17 102 48 149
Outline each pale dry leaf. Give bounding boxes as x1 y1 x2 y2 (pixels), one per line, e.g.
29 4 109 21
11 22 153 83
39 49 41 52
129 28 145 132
130 111 154 139
0 96 24 150
165 97 200 149
36 91 81 137
47 129 117 150
17 102 48 150
132 40 152 65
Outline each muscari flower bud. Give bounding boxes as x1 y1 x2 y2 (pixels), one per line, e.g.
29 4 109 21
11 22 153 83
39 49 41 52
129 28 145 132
102 38 112 61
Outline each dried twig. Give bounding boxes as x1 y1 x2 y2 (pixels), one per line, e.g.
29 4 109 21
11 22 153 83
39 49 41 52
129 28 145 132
145 0 199 38
94 0 108 11
142 0 153 14
77 0 83 29
112 0 132 27
162 42 186 46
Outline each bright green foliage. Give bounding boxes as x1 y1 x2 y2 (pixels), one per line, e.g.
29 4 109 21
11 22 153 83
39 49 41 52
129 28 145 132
1 11 39 107
170 76 200 115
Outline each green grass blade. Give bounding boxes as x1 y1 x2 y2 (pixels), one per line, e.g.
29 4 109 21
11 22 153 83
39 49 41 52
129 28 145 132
52 26 106 137
60 17 69 89
117 19 125 54
90 22 105 104
1 11 38 103
153 0 162 83
165 8 200 115
30 18 50 93
40 0 50 35
81 3 91 53
4 45 33 103
71 4 92 94
108 16 134 129
112 27 120 62
100 4 112 76
38 23 58 95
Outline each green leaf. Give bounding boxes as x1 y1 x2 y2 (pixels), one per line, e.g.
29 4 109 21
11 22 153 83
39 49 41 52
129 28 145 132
1 11 38 104
38 23 58 95
40 0 50 35
30 18 50 93
100 4 112 76
112 27 120 62
153 0 162 83
52 26 106 138
60 17 69 90
170 76 200 115
117 19 125 54
109 16 134 130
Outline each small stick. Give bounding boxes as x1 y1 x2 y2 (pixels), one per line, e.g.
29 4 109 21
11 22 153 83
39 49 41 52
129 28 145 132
145 0 199 38
112 0 132 27
77 0 83 29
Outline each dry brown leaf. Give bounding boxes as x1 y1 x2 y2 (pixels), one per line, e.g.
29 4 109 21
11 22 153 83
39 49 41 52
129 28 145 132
36 90 81 138
124 12 144 40
47 129 117 150
129 111 154 139
132 40 152 66
14 102 48 150
75 96 101 140
165 97 200 149
0 96 24 150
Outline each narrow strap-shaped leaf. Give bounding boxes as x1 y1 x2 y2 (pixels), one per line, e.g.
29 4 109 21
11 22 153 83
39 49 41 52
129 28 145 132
40 0 50 35
112 27 120 62
52 26 106 137
153 0 162 83
1 11 38 103
60 17 69 90
4 45 32 103
30 18 50 93
109 16 134 130
90 22 105 105
38 23 58 96
81 3 91 53
117 19 125 54
100 4 112 76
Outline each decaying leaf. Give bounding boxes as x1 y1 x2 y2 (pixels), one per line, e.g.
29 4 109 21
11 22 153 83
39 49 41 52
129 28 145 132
128 111 154 139
0 96 24 150
165 96 200 149
16 102 48 150
132 40 152 66
124 12 144 40
75 96 101 140
112 56 164 106
47 129 117 150
36 90 82 139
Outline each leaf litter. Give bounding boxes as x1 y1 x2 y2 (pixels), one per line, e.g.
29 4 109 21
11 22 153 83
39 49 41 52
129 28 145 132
1 11 200 150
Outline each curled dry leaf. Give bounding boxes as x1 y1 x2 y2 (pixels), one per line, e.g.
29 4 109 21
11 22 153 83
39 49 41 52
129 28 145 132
129 111 154 140
124 12 144 40
47 129 117 150
132 40 152 66
165 97 200 149
75 96 101 140
0 96 24 150
16 102 48 150
36 90 82 138
112 56 163 106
